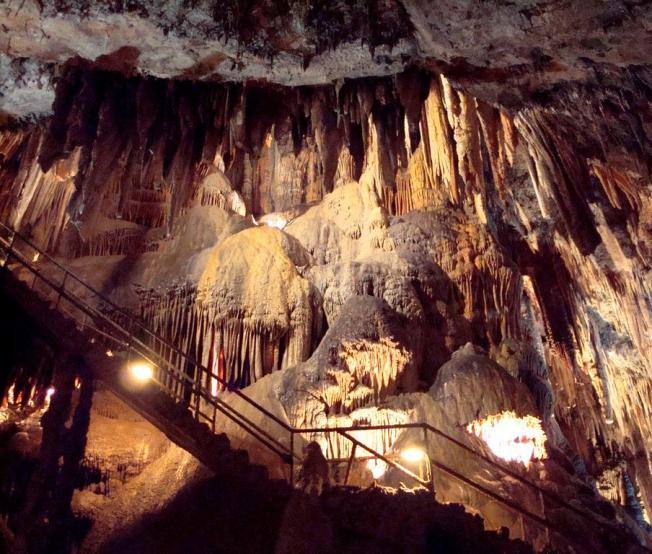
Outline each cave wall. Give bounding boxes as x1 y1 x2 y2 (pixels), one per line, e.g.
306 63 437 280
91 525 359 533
1 62 652 522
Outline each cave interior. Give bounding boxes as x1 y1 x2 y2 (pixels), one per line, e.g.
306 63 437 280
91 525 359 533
1 1 652 553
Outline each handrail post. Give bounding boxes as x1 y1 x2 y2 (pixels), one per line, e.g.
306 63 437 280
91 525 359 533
8 229 16 250
2 229 16 266
55 271 68 310
344 442 357 486
539 489 550 545
194 376 201 421
428 465 435 493
422 425 434 493
125 337 133 387
289 431 295 487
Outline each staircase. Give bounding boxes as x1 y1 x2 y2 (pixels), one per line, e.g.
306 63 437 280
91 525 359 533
0 221 647 553
0 259 273 485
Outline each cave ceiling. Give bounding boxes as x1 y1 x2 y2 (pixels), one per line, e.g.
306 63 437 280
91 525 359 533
1 0 652 120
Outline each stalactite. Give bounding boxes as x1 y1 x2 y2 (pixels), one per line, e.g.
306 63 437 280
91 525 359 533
3 61 652 523
308 407 412 461
0 130 80 251
71 227 157 258
516 109 602 254
1 66 520 256
136 239 322 391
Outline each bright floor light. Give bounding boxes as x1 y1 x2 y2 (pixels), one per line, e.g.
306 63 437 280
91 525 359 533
366 459 387 480
43 387 55 408
129 362 154 383
401 446 426 463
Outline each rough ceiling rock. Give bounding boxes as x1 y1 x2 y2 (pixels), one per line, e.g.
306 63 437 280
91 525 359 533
406 0 652 104
1 0 651 119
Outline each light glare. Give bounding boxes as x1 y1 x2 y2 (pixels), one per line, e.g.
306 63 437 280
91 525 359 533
129 362 154 383
401 447 426 462
366 459 387 479
258 213 287 230
466 410 547 467
44 387 55 408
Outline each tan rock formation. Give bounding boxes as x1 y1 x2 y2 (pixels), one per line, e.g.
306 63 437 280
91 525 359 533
1 55 652 549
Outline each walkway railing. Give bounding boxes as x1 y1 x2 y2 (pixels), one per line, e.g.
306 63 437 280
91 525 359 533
0 221 644 552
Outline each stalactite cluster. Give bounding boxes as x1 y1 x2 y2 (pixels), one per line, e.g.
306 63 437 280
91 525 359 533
0 130 80 252
315 406 412 461
70 226 157 259
139 287 313 390
134 225 324 390
1 61 652 531
278 296 419 446
2 65 517 253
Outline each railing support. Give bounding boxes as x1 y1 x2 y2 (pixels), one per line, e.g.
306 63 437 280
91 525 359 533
194 376 201 421
422 425 434 492
55 271 68 310
289 431 295 488
344 443 357 486
539 489 550 545
2 230 16 267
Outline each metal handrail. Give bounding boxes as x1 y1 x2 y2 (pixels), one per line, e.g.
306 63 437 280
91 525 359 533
0 221 643 550
0 222 294 433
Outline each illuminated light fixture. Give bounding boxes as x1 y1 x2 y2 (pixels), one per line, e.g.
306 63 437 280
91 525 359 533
466 410 547 467
129 361 154 383
32 252 40 262
106 349 114 357
44 387 55 408
366 459 387 480
258 213 287 230
400 447 426 463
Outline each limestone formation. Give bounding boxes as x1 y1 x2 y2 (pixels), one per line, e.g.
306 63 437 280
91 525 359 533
1 5 652 552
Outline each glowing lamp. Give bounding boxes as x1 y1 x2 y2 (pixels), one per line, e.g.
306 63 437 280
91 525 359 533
401 447 426 463
259 213 287 230
466 411 547 467
44 387 55 408
366 459 387 480
129 362 154 383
